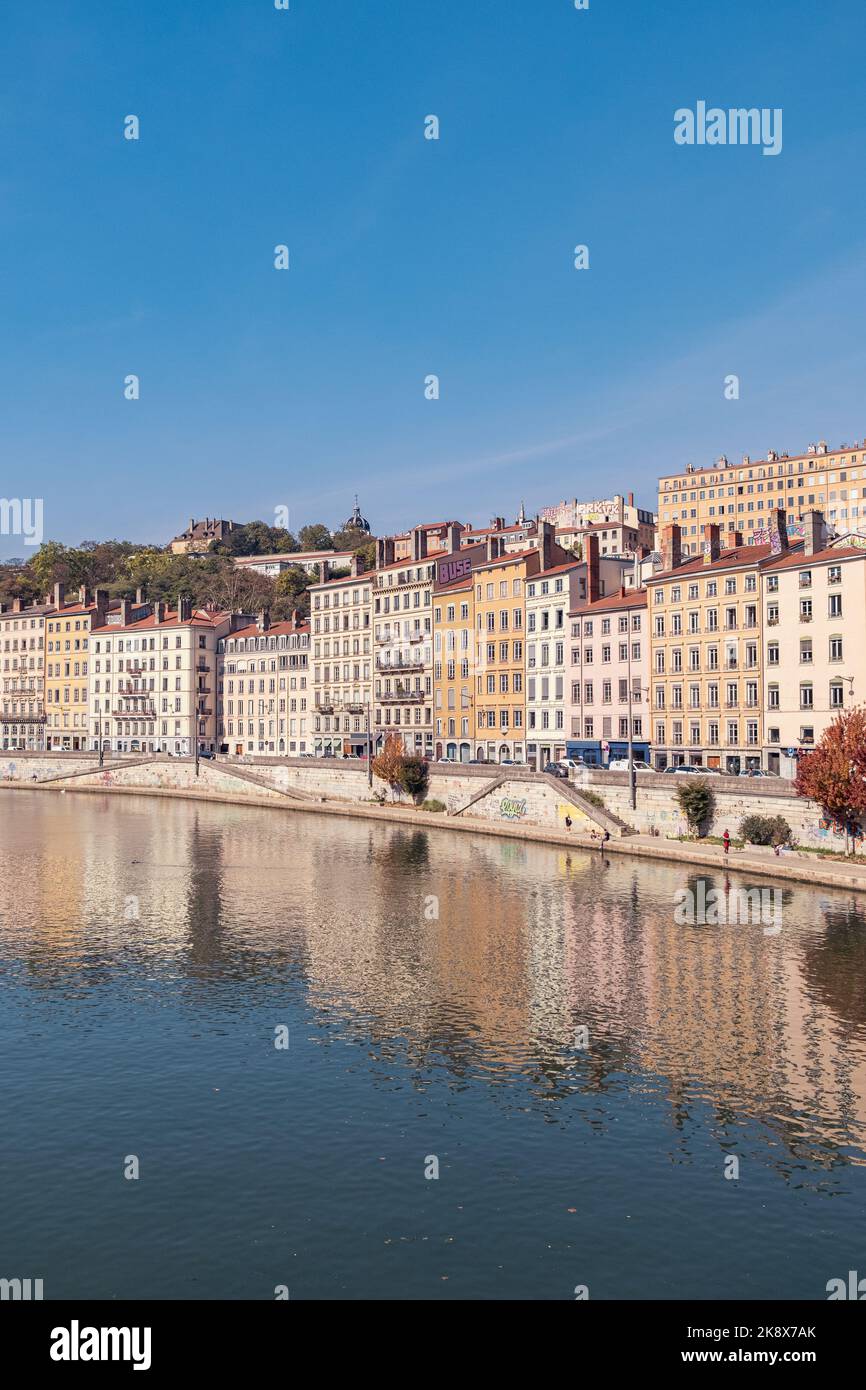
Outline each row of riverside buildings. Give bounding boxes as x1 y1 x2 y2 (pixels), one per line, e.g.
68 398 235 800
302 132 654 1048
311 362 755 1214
3 445 866 774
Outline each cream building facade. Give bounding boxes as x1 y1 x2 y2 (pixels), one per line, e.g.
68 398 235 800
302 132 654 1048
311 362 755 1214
309 559 373 757
217 613 310 755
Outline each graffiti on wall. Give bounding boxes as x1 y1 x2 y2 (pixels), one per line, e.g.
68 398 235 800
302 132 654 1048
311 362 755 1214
500 796 527 820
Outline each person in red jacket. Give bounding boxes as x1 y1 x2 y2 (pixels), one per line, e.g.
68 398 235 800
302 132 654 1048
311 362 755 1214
722 828 730 856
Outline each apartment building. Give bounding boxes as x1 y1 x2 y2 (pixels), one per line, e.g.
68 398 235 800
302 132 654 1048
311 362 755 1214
567 588 649 767
372 526 444 756
650 521 770 772
218 611 310 755
45 584 111 750
433 562 475 762
762 511 866 774
309 557 373 757
90 598 233 755
524 558 582 768
657 439 866 554
472 523 569 762
1 597 53 750
234 549 354 578
540 492 656 551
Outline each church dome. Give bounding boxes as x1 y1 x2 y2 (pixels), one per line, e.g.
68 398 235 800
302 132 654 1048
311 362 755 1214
342 495 371 533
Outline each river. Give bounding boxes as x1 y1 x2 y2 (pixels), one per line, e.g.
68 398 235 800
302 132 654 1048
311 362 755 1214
1 789 865 1299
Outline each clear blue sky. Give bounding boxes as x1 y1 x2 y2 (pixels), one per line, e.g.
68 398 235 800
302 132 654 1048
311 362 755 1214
2 0 865 555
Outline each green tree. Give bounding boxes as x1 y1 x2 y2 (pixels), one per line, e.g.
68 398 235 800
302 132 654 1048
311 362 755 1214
298 523 333 552
676 778 715 837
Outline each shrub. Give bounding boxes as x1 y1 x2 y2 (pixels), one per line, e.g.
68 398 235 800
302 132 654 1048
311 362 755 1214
397 755 429 804
676 777 715 836
579 789 606 809
739 813 793 847
421 798 446 813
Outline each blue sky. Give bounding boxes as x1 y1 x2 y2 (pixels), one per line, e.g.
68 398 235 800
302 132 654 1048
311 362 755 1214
1 0 865 555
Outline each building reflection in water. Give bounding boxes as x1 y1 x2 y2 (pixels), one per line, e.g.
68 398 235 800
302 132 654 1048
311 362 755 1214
1 790 865 1170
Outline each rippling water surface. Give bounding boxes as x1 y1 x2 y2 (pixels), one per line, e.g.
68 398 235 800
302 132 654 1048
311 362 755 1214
1 789 865 1299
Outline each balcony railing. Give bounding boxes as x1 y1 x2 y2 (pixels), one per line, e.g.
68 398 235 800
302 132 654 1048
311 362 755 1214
376 657 424 672
1 712 47 723
379 689 425 704
800 613 813 622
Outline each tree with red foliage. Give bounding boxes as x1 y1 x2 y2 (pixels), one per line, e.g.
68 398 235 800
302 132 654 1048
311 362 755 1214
795 706 866 855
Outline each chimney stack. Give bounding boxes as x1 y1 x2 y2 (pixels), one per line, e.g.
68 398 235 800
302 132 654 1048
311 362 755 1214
318 559 330 584
445 522 463 554
178 595 192 622
586 534 601 603
119 598 131 626
12 598 22 613
731 531 744 548
768 507 789 553
94 589 109 626
489 516 505 531
538 518 556 571
702 523 721 565
628 491 634 507
290 608 300 629
376 537 396 569
153 599 165 624
803 509 827 557
485 535 500 562
52 581 65 610
412 526 428 562
257 609 270 633
661 523 682 573
350 553 364 577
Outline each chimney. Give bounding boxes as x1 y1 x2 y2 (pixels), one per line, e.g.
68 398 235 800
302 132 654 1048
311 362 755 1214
702 523 721 565
12 598 22 612
53 581 65 609
257 609 270 632
803 509 827 557
767 507 789 554
318 559 330 584
538 518 556 571
153 600 165 624
628 491 634 507
189 518 195 533
135 586 145 604
412 526 428 562
489 516 505 531
731 531 744 548
445 522 463 553
291 608 300 629
178 595 192 622
485 535 500 562
661 523 682 573
586 534 601 603
94 589 109 626
376 537 395 569
350 553 364 577
119 598 131 626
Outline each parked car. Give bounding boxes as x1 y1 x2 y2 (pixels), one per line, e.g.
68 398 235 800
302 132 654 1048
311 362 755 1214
468 757 487 765
739 767 772 777
547 764 571 780
607 758 652 772
299 751 316 758
198 749 215 760
557 758 585 771
437 756 456 763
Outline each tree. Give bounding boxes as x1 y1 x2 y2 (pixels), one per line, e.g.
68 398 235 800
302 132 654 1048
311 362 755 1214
398 756 429 804
372 733 406 799
676 777 715 837
795 706 866 855
298 523 333 553
211 522 297 557
273 565 312 618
